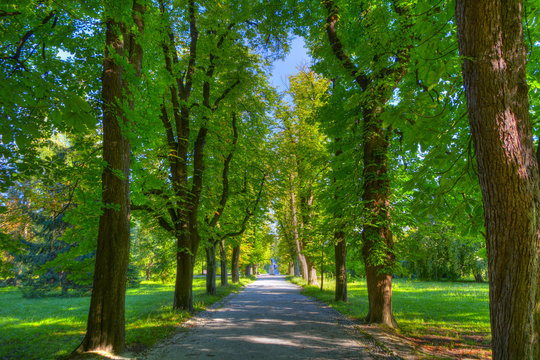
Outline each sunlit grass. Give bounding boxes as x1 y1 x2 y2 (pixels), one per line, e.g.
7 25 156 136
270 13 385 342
289 277 490 346
0 277 253 360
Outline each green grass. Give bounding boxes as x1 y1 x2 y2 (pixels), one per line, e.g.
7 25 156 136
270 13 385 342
0 277 253 360
289 277 490 346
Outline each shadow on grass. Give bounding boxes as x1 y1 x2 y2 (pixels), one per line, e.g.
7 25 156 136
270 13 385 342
288 276 492 359
0 278 251 360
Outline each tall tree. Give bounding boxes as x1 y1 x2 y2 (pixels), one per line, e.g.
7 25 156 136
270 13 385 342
302 0 412 326
74 0 144 354
456 1 539 359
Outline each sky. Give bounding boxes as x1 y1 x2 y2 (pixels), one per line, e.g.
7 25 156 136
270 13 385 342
269 37 311 93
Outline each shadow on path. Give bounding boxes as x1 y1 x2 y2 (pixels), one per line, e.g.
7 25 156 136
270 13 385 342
142 275 371 360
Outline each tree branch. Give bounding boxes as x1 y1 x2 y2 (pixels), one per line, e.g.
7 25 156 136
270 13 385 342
220 172 266 240
131 203 175 233
12 11 55 62
207 113 239 228
323 0 368 90
213 79 240 111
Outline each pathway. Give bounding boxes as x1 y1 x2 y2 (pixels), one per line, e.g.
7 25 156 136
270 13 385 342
141 275 372 360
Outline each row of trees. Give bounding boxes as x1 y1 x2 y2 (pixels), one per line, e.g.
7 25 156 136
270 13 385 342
1 0 539 358
270 0 539 358
1 0 284 354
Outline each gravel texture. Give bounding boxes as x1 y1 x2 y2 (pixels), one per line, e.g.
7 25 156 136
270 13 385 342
140 275 373 360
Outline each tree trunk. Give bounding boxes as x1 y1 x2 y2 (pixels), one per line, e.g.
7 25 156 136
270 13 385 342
335 230 347 302
307 258 318 286
456 1 539 358
75 2 144 354
245 264 252 276
361 106 396 328
173 238 193 312
294 257 300 277
219 239 228 286
289 175 308 280
288 262 294 275
231 245 240 283
206 241 217 295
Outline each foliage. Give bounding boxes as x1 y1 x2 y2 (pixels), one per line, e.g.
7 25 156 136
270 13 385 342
0 277 254 360
396 222 486 282
289 276 490 356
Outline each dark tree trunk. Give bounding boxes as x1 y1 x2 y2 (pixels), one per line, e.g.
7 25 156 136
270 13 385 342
473 272 483 283
334 230 347 302
456 1 539 358
220 239 228 286
173 240 194 312
245 264 252 276
323 0 411 329
361 107 396 328
75 2 144 355
231 245 240 283
206 241 217 295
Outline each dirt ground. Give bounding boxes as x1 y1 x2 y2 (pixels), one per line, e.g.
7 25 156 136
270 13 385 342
135 275 488 360
140 275 390 359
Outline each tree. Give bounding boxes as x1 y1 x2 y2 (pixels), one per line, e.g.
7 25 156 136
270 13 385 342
455 0 539 358
296 0 413 327
273 70 330 286
75 0 144 354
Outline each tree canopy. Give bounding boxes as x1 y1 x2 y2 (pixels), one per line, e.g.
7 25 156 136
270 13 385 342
1 0 539 358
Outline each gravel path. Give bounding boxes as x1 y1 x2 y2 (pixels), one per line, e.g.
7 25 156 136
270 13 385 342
141 275 372 360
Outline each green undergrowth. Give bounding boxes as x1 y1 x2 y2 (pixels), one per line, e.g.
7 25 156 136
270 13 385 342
0 277 253 360
288 276 490 347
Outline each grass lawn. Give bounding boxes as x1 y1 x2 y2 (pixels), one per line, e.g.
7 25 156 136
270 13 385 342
289 277 491 357
0 277 253 360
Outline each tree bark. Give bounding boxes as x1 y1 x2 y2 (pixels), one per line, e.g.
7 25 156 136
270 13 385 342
75 1 144 354
323 0 409 328
220 239 228 286
231 245 240 283
334 230 347 302
456 1 539 358
361 106 396 328
289 175 308 280
173 246 193 312
307 258 318 286
206 241 217 295
288 262 294 275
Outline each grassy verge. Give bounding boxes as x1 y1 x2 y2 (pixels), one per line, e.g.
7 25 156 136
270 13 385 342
288 276 490 357
0 277 254 360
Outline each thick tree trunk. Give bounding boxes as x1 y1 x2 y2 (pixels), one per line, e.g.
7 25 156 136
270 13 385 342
288 262 294 275
173 239 194 312
335 230 347 302
231 245 240 283
219 239 228 286
75 2 144 354
206 242 217 295
245 264 252 276
306 258 318 286
361 106 396 328
456 1 539 358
